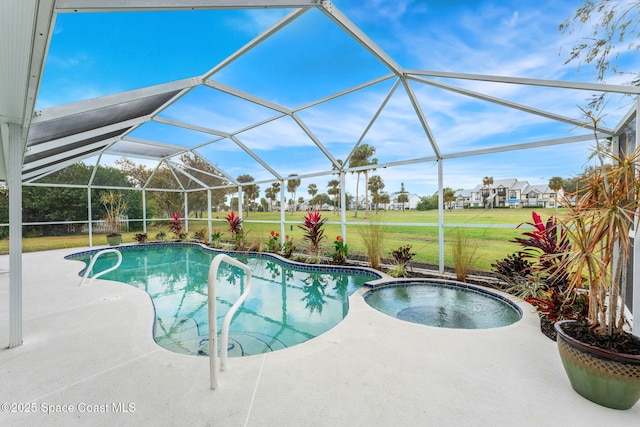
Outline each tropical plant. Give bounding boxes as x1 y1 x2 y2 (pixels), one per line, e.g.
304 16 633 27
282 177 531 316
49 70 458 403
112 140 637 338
281 235 295 258
327 179 340 213
330 235 348 265
388 244 415 277
359 222 385 269
225 211 243 238
134 232 148 243
491 253 533 282
548 176 564 210
482 176 494 209
397 182 409 211
525 288 588 324
298 210 327 260
100 191 127 236
349 143 377 218
210 231 222 248
557 111 640 340
513 211 570 288
266 231 281 253
192 228 208 243
287 175 301 215
307 183 318 209
237 174 259 218
367 175 385 214
168 212 186 240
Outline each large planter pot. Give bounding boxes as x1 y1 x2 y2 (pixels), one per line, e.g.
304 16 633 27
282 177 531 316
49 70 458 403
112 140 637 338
555 320 640 410
106 234 122 246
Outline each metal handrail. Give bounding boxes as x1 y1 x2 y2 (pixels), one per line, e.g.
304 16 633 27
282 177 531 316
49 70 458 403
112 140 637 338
79 248 122 287
208 253 252 390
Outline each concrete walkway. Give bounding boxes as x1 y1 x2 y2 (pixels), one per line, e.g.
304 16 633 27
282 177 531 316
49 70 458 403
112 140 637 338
1 248 639 426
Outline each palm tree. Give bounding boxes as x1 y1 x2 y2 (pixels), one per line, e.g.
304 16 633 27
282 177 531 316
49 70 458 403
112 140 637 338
443 187 457 210
287 174 301 214
548 176 564 210
327 179 340 213
307 183 318 209
482 176 494 209
368 175 385 214
349 144 377 219
397 182 409 211
237 174 258 218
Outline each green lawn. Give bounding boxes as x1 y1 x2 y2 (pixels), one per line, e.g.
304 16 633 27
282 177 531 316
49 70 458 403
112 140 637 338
0 207 557 272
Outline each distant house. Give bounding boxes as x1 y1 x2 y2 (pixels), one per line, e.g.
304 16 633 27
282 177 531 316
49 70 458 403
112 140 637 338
347 192 422 210
389 192 421 210
454 179 560 209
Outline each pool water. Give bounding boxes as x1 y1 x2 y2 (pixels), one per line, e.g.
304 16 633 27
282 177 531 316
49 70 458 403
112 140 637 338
364 282 521 329
67 244 379 357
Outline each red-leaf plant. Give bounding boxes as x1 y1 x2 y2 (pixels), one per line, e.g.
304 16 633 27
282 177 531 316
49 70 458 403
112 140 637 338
225 211 243 238
298 209 327 258
168 213 186 240
513 211 570 288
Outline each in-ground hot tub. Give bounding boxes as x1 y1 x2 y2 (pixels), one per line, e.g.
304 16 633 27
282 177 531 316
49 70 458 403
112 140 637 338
364 280 522 329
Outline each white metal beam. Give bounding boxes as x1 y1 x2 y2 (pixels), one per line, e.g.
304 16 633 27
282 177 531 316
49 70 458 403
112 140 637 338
441 133 598 160
230 135 282 180
318 1 402 76
55 0 318 12
408 75 614 135
192 150 239 185
203 80 292 114
165 160 211 189
291 113 341 169
402 78 442 159
345 79 401 166
294 74 396 112
153 116 229 138
405 69 640 95
202 8 309 79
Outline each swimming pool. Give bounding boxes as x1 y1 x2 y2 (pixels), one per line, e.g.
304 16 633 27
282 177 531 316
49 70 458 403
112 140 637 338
364 280 522 329
66 244 381 357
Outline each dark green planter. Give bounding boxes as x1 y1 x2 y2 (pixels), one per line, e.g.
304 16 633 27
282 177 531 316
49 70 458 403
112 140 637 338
555 320 640 410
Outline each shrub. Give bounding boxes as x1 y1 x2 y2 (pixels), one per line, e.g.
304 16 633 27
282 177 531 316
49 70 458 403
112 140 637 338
168 213 186 240
388 244 415 277
192 228 208 243
134 232 148 243
210 231 222 248
267 231 282 252
330 235 348 265
450 227 478 281
360 222 385 269
282 235 295 258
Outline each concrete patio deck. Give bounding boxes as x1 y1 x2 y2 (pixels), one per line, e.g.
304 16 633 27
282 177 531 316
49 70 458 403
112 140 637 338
1 248 639 426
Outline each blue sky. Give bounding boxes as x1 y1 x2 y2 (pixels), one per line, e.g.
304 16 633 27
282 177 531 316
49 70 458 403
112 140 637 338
36 0 639 200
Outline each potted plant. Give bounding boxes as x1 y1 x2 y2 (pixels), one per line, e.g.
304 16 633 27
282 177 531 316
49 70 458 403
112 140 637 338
554 111 640 410
100 191 127 246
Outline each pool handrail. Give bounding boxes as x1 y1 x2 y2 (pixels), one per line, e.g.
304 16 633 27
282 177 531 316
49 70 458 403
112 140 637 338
208 253 252 390
79 248 122 287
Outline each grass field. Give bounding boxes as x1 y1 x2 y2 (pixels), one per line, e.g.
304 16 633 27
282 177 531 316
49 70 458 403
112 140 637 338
0 207 558 272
